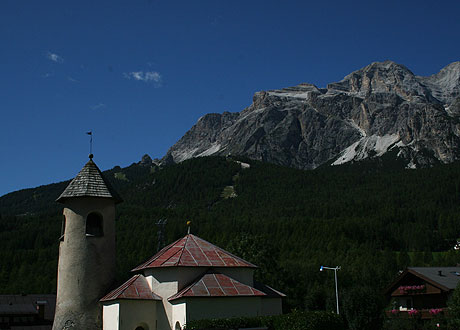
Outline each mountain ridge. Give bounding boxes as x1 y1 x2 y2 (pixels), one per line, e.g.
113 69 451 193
162 60 460 169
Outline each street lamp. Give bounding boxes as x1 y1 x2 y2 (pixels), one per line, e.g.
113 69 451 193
320 265 341 314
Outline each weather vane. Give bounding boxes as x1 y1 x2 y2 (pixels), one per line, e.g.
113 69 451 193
86 131 93 158
187 220 191 234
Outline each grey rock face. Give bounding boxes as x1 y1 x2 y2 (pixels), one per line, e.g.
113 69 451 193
163 61 460 169
140 154 153 166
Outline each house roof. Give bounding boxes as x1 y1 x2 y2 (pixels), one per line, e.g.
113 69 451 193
0 303 38 315
409 267 460 290
100 274 161 302
168 270 265 301
0 294 55 320
56 158 122 204
384 267 460 295
132 234 257 271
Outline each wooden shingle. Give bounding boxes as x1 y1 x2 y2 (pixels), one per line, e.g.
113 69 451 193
56 159 122 203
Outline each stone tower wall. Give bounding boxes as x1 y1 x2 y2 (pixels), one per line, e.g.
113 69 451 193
53 197 116 330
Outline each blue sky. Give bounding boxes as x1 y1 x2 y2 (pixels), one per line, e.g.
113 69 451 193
1 0 459 196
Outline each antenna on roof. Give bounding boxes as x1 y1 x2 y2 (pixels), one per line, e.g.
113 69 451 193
187 220 191 234
156 219 167 252
86 131 93 159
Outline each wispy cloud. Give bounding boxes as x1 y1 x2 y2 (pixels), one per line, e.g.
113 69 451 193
42 72 54 78
67 76 78 82
46 51 64 63
123 71 162 87
91 103 106 110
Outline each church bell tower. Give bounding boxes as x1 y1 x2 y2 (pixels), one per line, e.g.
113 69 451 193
52 155 122 330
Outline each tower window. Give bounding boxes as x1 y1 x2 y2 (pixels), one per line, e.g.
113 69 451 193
86 212 103 237
60 215 66 241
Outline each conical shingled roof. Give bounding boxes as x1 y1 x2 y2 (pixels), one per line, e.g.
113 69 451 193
56 158 122 203
132 234 257 271
168 270 265 301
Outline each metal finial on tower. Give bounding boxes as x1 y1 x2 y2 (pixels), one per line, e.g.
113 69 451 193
187 220 191 235
86 131 93 159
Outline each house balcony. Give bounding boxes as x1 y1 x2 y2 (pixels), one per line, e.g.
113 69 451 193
386 308 446 320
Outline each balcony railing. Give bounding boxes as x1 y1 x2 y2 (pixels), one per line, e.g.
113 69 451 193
386 308 446 320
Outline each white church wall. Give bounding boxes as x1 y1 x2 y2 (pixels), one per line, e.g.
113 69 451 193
145 267 206 293
183 297 262 321
155 299 171 330
171 302 186 330
118 300 157 330
102 302 119 330
145 267 206 329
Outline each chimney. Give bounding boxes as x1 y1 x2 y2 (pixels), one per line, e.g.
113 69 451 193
438 270 443 276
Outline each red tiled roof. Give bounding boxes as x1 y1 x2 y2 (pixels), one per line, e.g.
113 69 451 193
168 271 266 301
100 274 161 302
132 234 257 271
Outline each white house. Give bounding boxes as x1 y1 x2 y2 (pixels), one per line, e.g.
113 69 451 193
100 233 285 330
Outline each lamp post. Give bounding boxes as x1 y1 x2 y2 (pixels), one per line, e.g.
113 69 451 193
320 265 341 314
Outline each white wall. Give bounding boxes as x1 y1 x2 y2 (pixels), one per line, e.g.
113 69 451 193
145 267 206 330
102 303 119 330
103 300 158 330
145 267 206 294
171 302 186 330
121 300 157 330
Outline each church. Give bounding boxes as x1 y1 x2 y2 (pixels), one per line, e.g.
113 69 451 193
52 156 284 330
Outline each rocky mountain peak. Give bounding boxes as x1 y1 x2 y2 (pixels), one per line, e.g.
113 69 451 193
418 61 460 104
140 154 153 166
330 60 432 102
162 60 460 170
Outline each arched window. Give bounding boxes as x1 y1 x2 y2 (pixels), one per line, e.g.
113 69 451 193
60 215 66 241
135 325 148 330
86 212 103 237
175 321 181 330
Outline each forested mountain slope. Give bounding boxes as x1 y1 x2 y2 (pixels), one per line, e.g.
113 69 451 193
1 156 460 312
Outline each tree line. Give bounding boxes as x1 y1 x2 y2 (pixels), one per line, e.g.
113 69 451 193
2 156 460 329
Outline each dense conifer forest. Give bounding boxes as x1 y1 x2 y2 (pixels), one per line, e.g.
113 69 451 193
1 156 460 327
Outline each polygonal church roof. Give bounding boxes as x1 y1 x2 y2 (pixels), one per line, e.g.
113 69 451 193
132 234 257 271
168 270 265 301
100 274 161 302
56 158 122 204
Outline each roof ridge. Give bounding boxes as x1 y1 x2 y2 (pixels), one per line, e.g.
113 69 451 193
100 274 161 302
168 270 207 300
168 270 266 301
131 237 183 271
191 234 213 266
133 234 257 270
176 234 191 266
100 274 140 301
191 234 257 267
